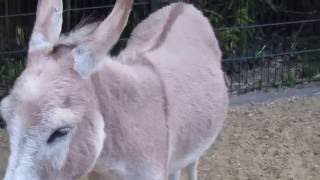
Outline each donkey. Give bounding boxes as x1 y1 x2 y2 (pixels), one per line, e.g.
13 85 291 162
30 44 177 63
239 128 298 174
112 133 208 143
0 0 228 179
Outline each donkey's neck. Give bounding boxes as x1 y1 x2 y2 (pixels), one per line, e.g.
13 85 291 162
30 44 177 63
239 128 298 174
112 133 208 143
89 58 167 170
90 58 164 120
91 60 140 118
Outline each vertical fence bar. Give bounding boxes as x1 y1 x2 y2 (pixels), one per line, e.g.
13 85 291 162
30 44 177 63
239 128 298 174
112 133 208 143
5 0 9 32
252 61 256 90
281 58 284 85
274 59 277 86
260 58 263 89
294 58 298 81
267 58 270 84
245 60 248 92
230 62 233 93
66 0 71 31
238 60 241 92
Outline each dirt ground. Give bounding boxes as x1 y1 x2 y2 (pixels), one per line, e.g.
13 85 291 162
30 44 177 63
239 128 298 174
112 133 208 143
198 94 320 180
0 94 319 180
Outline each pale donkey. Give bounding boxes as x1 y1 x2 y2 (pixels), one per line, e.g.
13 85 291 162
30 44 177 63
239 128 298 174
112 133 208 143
0 0 229 179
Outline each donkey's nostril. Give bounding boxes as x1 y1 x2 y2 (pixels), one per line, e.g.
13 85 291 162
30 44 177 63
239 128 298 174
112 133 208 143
0 117 6 129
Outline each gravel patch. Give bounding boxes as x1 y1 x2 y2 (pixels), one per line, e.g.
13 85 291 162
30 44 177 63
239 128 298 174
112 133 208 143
198 94 320 180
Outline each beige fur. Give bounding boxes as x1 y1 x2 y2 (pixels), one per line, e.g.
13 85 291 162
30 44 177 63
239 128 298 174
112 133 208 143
1 1 228 180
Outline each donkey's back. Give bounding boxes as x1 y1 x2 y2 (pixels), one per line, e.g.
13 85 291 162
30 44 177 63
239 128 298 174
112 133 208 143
121 3 229 178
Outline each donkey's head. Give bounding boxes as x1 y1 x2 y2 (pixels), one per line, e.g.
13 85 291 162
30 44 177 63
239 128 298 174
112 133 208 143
0 0 133 179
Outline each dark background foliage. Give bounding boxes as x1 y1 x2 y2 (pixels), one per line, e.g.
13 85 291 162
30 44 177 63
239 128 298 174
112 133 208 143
0 0 320 95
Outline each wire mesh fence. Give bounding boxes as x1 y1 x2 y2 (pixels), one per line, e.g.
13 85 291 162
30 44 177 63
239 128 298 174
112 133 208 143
0 0 319 97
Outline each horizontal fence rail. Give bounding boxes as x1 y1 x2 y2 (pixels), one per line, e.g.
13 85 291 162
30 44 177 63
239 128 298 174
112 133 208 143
0 0 319 97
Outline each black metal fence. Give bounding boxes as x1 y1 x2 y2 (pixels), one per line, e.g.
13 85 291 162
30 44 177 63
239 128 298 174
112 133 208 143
0 0 320 96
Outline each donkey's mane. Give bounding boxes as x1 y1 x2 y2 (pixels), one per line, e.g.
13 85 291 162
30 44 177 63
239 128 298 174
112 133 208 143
58 22 100 46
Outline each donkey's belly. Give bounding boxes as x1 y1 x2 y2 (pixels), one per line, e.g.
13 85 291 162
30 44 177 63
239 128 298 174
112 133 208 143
168 130 218 174
167 107 226 173
165 76 229 173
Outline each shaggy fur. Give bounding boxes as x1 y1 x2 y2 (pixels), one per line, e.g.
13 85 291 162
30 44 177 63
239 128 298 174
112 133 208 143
1 1 228 180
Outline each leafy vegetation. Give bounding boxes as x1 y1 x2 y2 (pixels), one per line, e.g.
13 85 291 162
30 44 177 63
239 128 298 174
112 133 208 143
0 0 319 95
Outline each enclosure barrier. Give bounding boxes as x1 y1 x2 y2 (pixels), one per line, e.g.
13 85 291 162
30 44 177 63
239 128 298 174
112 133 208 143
0 0 319 97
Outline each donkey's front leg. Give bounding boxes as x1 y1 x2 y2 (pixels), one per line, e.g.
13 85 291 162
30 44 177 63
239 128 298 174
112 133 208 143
87 169 167 180
186 159 199 180
169 170 181 180
87 171 120 180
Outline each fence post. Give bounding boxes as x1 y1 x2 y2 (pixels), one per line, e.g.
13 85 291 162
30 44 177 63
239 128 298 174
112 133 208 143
151 0 161 12
66 0 71 30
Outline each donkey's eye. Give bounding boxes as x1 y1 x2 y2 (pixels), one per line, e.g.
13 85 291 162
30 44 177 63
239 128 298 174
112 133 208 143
47 127 72 144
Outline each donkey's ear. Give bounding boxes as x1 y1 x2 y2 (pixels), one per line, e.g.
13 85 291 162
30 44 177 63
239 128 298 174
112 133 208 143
72 47 111 79
29 0 63 52
86 0 133 54
72 0 133 78
72 47 98 79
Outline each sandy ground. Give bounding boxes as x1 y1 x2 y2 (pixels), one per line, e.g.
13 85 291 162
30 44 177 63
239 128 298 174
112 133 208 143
0 94 319 180
198 94 320 180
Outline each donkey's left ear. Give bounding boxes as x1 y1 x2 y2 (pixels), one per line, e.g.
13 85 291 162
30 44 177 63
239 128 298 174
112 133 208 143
29 0 63 53
72 47 111 79
72 0 134 79
72 47 99 79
